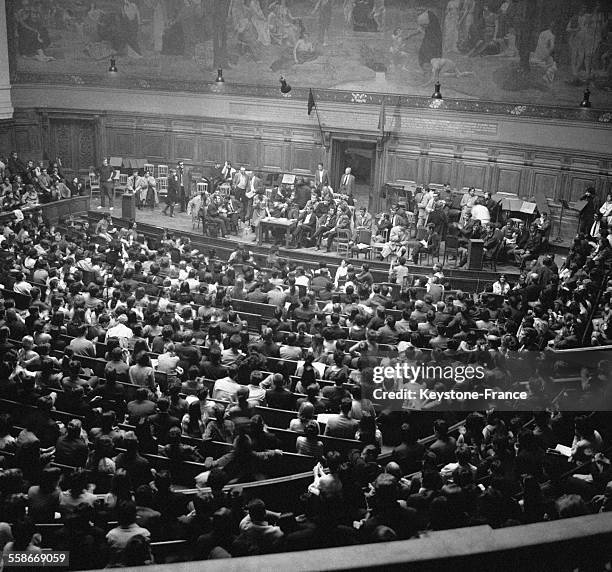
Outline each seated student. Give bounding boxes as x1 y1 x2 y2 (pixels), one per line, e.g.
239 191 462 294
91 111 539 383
411 224 440 264
106 501 154 566
205 198 228 238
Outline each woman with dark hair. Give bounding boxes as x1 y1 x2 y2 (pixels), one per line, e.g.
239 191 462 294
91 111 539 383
571 416 603 463
104 472 135 511
250 414 280 451
356 412 382 453
296 420 324 458
205 323 223 350
181 399 205 439
206 434 283 483
86 434 117 484
202 403 235 444
129 353 156 392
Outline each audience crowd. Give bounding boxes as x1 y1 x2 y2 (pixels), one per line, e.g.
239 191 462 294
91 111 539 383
0 152 85 211
0 154 610 566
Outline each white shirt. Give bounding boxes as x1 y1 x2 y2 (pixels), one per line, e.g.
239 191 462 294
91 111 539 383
471 204 490 224
105 322 134 342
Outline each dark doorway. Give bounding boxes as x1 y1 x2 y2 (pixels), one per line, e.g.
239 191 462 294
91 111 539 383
48 118 97 180
331 139 377 210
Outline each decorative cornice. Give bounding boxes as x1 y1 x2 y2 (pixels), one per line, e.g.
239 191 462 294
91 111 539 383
11 71 612 125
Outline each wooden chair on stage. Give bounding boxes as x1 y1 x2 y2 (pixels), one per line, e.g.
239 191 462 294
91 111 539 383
443 235 460 267
335 228 352 257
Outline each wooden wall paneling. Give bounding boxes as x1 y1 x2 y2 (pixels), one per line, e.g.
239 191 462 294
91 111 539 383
0 120 13 151
14 123 40 159
231 139 256 168
175 136 195 161
261 142 284 171
459 162 487 190
108 129 135 157
495 166 522 195
199 137 225 164
139 132 166 161
291 145 316 173
393 154 419 183
427 158 453 186
531 170 559 202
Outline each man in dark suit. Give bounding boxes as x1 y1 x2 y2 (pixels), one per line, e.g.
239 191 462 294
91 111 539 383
314 162 329 191
163 169 179 217
338 167 356 197
578 187 596 235
97 157 115 210
177 161 188 213
411 223 440 264
291 205 317 247
210 161 224 191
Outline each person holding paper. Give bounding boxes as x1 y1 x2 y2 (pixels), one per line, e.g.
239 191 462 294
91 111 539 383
411 223 440 264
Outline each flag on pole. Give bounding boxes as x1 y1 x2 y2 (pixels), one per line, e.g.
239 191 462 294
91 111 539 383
378 98 386 133
307 88 316 116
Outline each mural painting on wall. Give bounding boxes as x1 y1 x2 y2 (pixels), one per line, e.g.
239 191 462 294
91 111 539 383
7 0 612 107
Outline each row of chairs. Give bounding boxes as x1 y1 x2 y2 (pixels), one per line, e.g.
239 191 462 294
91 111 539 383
88 163 171 200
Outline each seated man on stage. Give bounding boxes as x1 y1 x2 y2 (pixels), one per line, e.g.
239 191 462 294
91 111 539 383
482 222 502 259
534 211 551 242
514 223 543 269
374 212 393 241
458 214 483 246
456 217 484 267
312 207 337 250
220 194 241 232
505 220 529 258
322 207 351 252
381 223 410 260
292 205 317 247
186 186 207 222
205 195 228 238
353 206 373 236
411 223 440 264
320 184 334 203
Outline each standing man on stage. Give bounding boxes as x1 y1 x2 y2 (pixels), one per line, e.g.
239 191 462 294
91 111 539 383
222 161 236 183
97 157 115 210
338 167 355 198
314 162 329 192
163 168 179 217
177 160 187 213
246 171 263 222
233 166 250 219
579 187 597 236
417 187 435 228
211 161 224 192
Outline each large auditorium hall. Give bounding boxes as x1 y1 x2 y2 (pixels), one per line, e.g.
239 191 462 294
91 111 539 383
0 1 612 570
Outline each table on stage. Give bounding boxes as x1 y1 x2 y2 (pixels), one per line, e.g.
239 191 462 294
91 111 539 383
257 217 297 247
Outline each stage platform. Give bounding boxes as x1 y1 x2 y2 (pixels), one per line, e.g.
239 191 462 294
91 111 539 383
89 206 570 284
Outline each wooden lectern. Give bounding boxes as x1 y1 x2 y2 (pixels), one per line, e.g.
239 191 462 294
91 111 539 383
122 192 136 221
468 239 485 270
